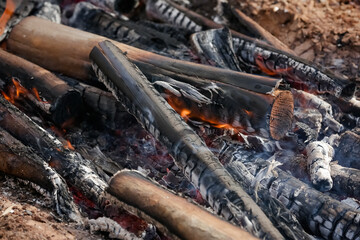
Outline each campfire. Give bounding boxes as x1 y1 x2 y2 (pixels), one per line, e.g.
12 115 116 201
0 0 360 239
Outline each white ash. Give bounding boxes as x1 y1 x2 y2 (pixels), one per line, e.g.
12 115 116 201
34 2 61 23
292 89 343 133
306 141 334 192
87 217 145 240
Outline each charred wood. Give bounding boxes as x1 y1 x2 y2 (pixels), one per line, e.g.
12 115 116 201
0 96 108 205
233 36 356 99
108 170 258 240
335 131 360 169
6 16 282 95
220 144 360 240
0 48 84 127
0 127 80 221
331 163 360 200
305 141 334 192
90 40 285 239
69 2 191 61
88 0 139 15
33 1 61 23
190 28 242 71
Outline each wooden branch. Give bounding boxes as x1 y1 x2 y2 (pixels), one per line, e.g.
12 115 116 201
6 16 280 95
108 170 258 240
0 96 108 205
90 40 285 239
0 127 80 221
231 8 293 54
0 48 84 127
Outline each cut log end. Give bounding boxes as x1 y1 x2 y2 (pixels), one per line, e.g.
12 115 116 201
269 90 294 140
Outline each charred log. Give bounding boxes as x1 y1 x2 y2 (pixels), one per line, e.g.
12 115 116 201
0 127 80 221
90 40 285 239
0 96 108 205
69 2 191 60
331 163 360 200
335 131 360 169
108 170 258 240
190 27 242 71
233 36 356 99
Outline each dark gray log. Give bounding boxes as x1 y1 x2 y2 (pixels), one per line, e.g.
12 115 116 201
90 40 285 239
0 127 80 221
336 131 360 169
331 163 360 199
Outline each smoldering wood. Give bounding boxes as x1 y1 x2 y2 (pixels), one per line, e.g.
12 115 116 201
6 17 282 95
331 163 360 199
305 141 334 192
90 40 284 239
0 0 35 41
0 127 80 221
0 49 84 127
233 36 356 99
231 8 293 55
335 131 360 169
69 2 191 61
108 170 258 240
0 96 108 206
221 145 360 240
190 28 242 71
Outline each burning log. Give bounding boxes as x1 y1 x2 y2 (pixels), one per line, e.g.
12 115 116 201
108 170 258 240
6 16 281 95
90 40 285 239
190 27 242 71
0 127 80 221
0 96 108 205
233 35 356 99
0 48 84 127
221 145 360 240
305 141 334 192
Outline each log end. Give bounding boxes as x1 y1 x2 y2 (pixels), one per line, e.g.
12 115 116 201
269 90 294 140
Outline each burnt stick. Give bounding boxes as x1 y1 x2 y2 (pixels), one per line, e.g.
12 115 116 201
108 170 258 240
90 40 285 239
0 127 80 221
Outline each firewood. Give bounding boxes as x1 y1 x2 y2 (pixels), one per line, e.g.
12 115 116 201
331 163 360 199
305 141 334 192
108 170 258 240
0 127 80 221
233 35 356 99
0 96 108 205
90 40 285 239
0 49 84 127
190 28 242 71
231 8 292 54
221 144 360 240
335 131 360 169
6 16 280 95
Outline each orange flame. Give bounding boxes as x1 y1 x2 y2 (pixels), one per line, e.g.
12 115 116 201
32 88 48 103
166 93 247 133
0 0 17 36
255 55 291 76
1 78 29 104
64 140 75 150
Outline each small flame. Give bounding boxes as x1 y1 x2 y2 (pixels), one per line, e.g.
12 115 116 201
1 78 29 104
32 88 48 103
255 55 291 76
65 140 75 150
0 0 17 36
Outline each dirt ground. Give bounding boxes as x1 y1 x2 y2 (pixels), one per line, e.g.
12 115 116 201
0 173 104 240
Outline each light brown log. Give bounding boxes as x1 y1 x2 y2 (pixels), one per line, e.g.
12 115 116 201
231 8 295 55
6 16 280 94
108 170 258 240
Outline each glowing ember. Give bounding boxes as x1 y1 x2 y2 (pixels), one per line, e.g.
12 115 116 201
0 0 17 36
255 55 291 76
32 88 48 103
65 140 75 150
1 78 29 104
